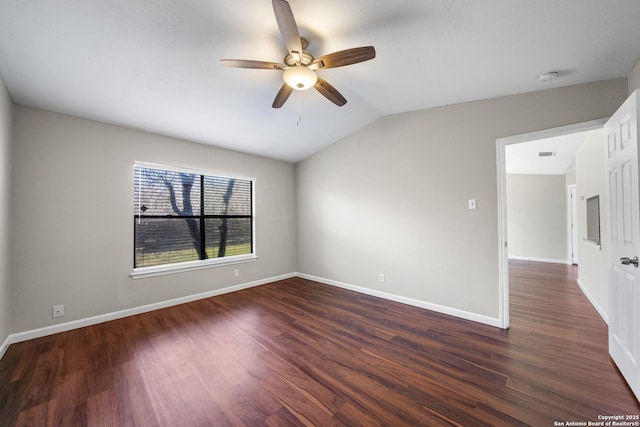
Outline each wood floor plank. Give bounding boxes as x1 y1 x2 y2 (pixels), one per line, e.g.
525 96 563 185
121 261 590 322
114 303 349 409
0 261 639 426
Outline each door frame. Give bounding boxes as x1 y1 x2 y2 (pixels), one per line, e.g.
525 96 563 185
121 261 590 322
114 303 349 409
496 118 607 329
568 184 578 265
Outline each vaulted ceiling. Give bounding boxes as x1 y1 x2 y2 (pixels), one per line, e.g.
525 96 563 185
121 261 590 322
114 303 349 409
1 0 640 162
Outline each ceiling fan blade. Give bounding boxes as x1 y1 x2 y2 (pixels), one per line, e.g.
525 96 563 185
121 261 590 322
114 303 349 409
311 46 376 69
272 84 294 108
314 77 347 107
220 59 285 70
272 0 303 60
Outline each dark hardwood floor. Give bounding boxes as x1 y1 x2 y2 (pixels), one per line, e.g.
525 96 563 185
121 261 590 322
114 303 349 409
1 261 638 426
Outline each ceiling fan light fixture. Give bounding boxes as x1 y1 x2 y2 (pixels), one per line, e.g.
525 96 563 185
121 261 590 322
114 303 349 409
283 65 317 90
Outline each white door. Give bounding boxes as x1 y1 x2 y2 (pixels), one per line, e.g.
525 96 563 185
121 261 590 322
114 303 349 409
606 89 640 402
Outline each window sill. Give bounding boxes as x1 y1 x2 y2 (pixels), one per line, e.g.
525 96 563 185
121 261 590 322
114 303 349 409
130 255 258 279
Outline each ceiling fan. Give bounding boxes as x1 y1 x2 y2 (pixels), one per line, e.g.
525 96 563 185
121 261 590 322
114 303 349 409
220 0 376 108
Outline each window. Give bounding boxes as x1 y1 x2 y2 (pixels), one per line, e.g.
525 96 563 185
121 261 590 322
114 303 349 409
133 163 254 271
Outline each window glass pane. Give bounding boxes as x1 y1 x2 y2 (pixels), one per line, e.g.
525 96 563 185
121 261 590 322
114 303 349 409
135 218 201 267
134 168 201 216
133 164 253 269
204 218 252 258
203 176 252 216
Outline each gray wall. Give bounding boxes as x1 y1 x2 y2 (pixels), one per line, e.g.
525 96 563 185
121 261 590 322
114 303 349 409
11 106 297 333
575 129 609 319
629 58 640 94
4 77 632 336
0 73 12 348
506 174 568 263
297 79 627 321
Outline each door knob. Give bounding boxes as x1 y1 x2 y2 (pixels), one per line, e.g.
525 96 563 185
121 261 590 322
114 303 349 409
620 256 639 267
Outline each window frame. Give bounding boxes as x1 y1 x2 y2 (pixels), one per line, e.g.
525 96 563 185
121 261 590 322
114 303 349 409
130 162 257 279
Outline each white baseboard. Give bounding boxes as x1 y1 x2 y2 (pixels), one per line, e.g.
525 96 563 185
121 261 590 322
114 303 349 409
6 273 296 348
576 278 608 324
296 273 502 328
1 270 504 361
0 333 10 360
508 255 570 265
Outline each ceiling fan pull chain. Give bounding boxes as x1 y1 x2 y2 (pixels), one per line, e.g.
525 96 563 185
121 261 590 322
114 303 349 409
296 89 302 126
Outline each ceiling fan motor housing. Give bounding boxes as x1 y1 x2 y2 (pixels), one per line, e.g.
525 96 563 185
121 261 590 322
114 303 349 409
284 50 315 66
283 41 317 90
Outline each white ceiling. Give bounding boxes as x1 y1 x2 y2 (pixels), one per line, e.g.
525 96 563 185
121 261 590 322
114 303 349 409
505 130 592 175
1 1 640 163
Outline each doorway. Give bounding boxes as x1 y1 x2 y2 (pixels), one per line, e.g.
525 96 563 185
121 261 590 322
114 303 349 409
496 118 607 329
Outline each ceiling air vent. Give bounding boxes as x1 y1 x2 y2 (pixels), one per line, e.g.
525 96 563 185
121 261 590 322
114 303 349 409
538 151 556 157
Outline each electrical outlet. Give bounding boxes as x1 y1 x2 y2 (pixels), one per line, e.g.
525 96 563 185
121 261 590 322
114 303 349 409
379 273 385 282
234 269 239 277
53 304 64 318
